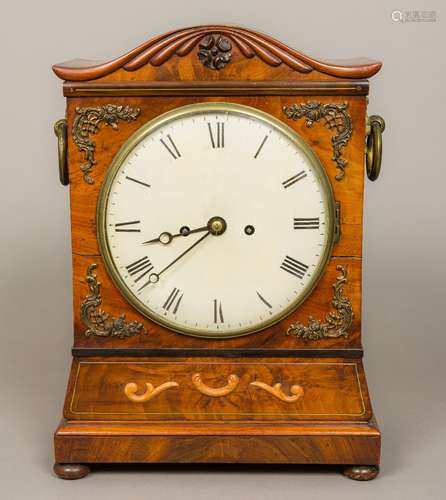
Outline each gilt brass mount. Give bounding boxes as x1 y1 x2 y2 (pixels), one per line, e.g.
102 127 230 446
283 102 352 181
73 104 140 184
80 263 147 339
286 265 353 340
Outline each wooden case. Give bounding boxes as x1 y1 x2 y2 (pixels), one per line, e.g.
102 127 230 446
52 25 382 481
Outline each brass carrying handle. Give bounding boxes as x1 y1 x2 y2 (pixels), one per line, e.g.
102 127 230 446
191 373 239 397
124 381 179 402
366 115 385 181
54 119 69 185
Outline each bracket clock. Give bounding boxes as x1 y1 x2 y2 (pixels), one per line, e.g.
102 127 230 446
52 25 385 481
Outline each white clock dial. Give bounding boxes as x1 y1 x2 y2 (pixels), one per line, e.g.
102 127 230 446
98 103 335 338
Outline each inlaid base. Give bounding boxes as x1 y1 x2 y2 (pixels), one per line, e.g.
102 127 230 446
63 357 373 422
54 355 380 478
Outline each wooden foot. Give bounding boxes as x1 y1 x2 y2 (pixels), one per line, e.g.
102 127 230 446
343 465 379 481
54 463 90 480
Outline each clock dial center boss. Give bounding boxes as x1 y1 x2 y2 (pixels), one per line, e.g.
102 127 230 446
207 216 227 236
97 103 335 338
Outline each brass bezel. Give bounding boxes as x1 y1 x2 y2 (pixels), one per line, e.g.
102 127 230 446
97 102 336 339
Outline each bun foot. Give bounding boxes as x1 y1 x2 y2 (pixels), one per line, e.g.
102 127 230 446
54 463 90 479
343 465 379 481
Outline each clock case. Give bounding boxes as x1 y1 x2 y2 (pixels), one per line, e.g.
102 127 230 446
52 25 383 481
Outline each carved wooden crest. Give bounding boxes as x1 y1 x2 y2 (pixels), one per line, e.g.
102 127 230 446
53 25 381 81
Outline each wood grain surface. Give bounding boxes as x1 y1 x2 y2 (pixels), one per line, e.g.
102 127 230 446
54 417 380 465
67 95 365 350
53 25 381 83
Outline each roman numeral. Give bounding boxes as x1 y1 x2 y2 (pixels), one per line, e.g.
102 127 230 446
162 287 183 314
160 134 181 159
125 256 153 282
282 171 307 189
280 256 308 279
213 299 224 323
208 122 225 148
294 217 320 229
256 291 272 309
115 220 141 232
125 176 151 188
254 135 269 159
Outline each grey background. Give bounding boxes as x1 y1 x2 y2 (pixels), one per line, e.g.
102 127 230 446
1 0 445 498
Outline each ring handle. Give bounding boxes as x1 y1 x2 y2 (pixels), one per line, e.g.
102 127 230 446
191 373 239 397
366 115 385 181
54 119 69 186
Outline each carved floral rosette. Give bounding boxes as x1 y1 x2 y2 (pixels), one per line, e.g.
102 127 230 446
197 34 232 69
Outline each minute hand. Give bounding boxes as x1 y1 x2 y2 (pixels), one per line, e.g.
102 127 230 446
138 231 211 291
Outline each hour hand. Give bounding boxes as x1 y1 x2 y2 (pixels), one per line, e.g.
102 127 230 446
142 225 208 245
142 231 176 245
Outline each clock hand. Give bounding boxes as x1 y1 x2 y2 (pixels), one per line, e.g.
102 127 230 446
138 216 227 291
142 225 208 245
138 231 211 290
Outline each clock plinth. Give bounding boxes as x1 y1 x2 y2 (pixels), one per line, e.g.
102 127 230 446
52 25 383 479
54 418 380 474
53 355 380 478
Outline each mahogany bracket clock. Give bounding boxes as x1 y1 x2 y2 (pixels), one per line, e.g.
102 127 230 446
51 25 385 481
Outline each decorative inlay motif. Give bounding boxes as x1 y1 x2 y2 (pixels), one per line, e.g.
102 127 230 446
81 263 147 338
286 265 353 340
197 34 232 69
124 381 179 402
73 104 140 184
283 102 352 180
191 373 239 397
250 381 304 403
